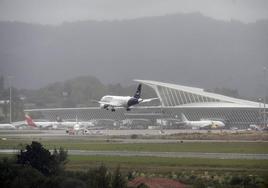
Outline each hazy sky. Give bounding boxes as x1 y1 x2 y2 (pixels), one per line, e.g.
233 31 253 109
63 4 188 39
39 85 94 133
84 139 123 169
0 0 267 24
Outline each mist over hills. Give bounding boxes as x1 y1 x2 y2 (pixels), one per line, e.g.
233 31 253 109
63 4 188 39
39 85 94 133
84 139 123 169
0 13 267 97
18 75 158 108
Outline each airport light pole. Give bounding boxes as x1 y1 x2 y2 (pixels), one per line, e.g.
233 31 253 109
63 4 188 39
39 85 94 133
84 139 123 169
264 67 267 127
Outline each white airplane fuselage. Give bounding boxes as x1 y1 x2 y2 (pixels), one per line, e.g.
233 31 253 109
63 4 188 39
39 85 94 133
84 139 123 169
97 84 158 111
32 120 88 129
185 120 225 129
181 114 225 129
0 123 16 130
99 95 142 109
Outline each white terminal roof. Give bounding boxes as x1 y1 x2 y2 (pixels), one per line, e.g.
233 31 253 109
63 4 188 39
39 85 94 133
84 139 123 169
135 79 262 108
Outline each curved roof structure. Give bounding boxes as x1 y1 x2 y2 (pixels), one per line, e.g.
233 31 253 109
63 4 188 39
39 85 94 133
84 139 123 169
135 79 261 108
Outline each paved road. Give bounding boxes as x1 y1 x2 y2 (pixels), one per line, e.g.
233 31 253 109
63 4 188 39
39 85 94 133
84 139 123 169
1 149 268 160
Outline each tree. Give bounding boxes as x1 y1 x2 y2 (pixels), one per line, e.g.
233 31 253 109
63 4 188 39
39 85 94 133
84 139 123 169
17 141 68 176
51 147 68 174
0 158 17 188
10 166 46 188
0 157 46 188
111 166 126 188
87 165 112 188
60 178 86 188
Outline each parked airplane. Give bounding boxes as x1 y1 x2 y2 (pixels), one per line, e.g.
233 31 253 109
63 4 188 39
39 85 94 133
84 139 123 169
65 118 92 135
56 117 81 127
249 124 265 131
0 120 27 130
25 114 58 129
0 123 16 130
181 113 225 129
96 84 158 111
66 123 82 135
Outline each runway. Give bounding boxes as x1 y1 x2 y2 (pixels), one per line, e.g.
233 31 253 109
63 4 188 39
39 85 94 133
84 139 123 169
0 128 250 137
1 149 268 160
0 129 216 139
1 129 267 143
1 129 267 160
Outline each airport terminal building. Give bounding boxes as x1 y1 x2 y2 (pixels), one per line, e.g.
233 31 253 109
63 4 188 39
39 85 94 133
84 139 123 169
25 80 267 129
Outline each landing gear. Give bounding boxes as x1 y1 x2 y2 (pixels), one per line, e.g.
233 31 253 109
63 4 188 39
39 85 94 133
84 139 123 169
103 104 109 110
126 108 131 111
111 108 116 112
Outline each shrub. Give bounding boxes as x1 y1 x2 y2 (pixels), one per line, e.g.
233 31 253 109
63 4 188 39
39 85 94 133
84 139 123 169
86 165 112 188
111 166 126 188
16 141 68 176
60 178 86 188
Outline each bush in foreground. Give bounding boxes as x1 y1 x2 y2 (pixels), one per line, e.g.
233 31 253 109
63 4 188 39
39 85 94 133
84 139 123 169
16 141 68 176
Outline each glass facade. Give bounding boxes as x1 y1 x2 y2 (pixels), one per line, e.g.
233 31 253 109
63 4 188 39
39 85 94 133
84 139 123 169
156 86 222 106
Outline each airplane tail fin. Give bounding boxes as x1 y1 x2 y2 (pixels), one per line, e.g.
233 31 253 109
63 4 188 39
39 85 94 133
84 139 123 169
133 84 142 99
25 114 37 127
181 113 188 122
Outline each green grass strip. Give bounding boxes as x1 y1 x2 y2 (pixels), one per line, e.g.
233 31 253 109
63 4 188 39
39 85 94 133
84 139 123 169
68 155 268 169
1 139 268 154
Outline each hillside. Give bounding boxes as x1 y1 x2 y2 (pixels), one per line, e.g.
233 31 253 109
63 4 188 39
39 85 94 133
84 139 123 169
20 76 157 108
0 13 267 97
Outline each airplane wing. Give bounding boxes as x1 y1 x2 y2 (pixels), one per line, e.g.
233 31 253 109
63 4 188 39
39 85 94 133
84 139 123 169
91 99 121 107
140 98 159 103
98 101 122 107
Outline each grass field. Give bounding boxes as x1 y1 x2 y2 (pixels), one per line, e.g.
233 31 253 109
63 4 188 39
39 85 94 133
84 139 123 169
1 153 267 175
1 138 268 177
67 155 268 171
1 139 268 154
1 133 268 187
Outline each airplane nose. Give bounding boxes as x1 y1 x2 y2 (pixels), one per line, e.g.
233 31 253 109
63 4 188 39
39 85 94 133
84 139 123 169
100 104 108 108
